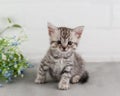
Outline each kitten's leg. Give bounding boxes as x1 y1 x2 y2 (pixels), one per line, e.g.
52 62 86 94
58 65 72 90
71 53 89 84
58 73 71 90
35 63 49 84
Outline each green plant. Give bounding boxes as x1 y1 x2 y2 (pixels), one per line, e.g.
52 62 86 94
0 18 30 82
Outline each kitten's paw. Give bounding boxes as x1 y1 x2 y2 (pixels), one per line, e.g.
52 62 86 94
71 75 80 84
58 81 70 90
34 76 45 84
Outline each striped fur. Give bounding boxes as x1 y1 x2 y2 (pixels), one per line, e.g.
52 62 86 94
35 23 89 90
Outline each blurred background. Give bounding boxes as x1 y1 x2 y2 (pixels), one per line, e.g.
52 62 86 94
0 0 120 62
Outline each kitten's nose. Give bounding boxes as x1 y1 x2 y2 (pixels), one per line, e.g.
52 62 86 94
62 46 66 51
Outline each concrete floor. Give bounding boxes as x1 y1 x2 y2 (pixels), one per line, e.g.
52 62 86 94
1 62 120 96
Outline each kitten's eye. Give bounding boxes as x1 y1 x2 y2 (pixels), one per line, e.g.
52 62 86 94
68 41 72 45
57 40 61 44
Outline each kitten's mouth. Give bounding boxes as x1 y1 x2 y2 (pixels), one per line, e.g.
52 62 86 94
62 50 67 52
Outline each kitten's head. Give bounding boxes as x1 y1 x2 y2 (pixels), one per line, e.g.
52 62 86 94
48 23 84 52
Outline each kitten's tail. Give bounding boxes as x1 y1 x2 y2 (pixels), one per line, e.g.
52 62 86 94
80 71 89 84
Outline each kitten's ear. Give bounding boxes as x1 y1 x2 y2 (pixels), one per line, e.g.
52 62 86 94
73 26 84 38
47 22 57 36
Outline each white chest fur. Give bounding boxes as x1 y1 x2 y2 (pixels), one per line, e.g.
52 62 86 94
53 59 65 73
50 58 67 78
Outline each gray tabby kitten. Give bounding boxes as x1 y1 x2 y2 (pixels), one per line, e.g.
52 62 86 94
35 23 89 90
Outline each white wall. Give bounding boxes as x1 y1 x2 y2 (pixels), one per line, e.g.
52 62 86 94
0 0 120 62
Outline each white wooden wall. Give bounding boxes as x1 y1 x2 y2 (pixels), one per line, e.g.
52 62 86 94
0 0 120 62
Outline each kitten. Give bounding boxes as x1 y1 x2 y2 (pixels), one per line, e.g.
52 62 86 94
35 23 89 90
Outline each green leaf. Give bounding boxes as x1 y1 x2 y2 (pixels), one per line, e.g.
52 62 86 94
20 54 24 59
0 54 2 59
12 24 22 28
8 18 12 23
14 53 19 59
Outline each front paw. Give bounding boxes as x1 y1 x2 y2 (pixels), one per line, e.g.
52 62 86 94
58 81 70 90
35 75 45 84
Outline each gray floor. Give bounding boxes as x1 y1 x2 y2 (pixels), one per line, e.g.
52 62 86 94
1 62 120 96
